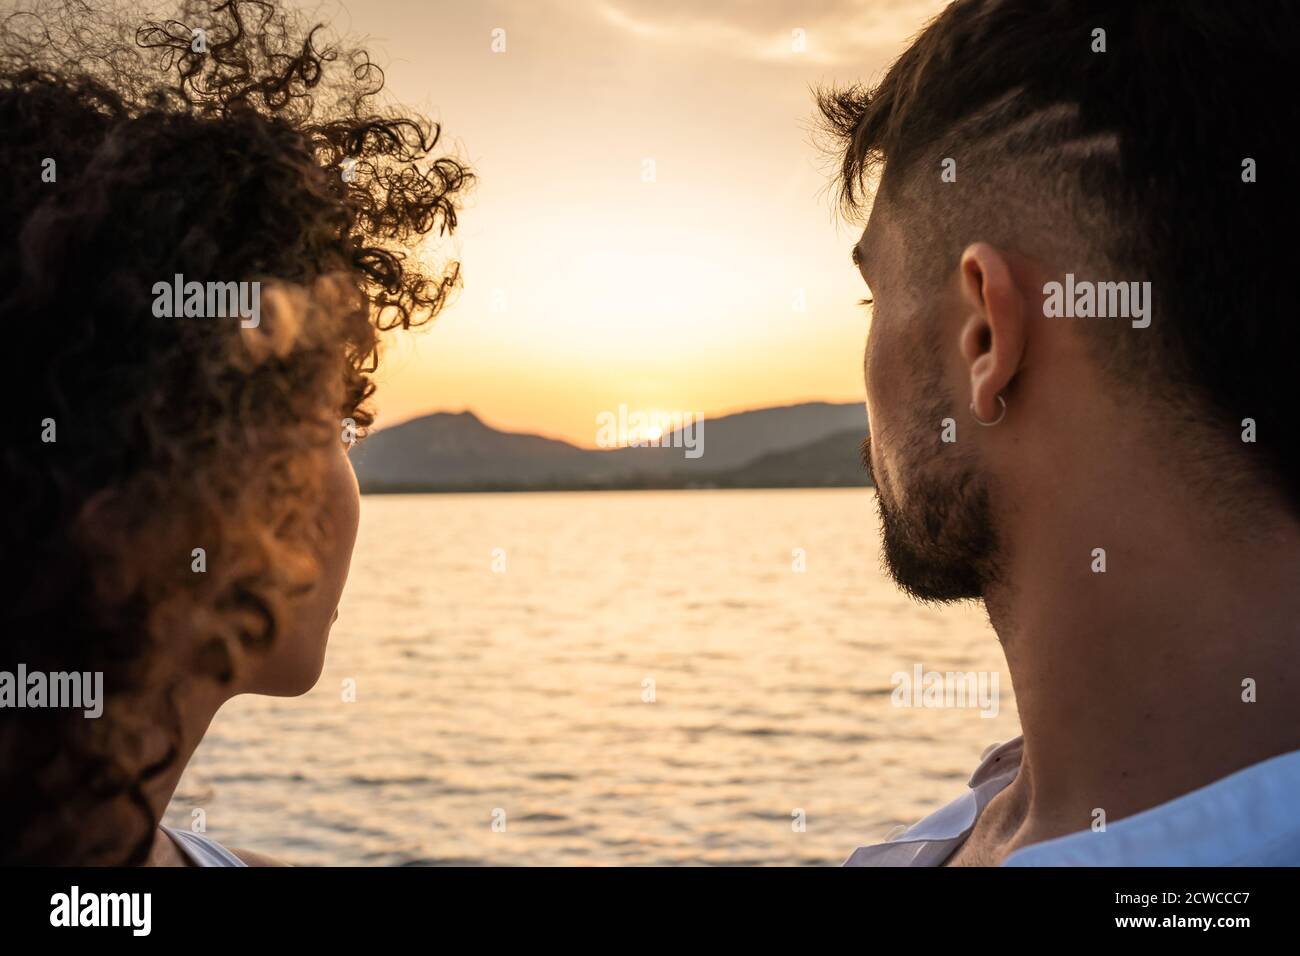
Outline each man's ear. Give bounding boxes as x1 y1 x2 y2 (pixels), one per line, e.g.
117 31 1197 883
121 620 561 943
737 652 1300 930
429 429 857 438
957 242 1028 424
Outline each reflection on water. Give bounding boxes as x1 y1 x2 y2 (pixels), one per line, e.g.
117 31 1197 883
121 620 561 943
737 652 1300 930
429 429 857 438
165 489 1021 865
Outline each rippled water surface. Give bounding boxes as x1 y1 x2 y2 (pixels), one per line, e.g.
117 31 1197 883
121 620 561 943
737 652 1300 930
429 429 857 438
165 489 1022 865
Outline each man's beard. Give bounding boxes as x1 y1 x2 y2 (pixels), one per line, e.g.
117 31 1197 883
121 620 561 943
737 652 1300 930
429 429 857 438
861 414 1000 603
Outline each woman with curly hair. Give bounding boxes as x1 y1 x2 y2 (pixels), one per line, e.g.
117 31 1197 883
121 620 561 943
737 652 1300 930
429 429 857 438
0 0 471 865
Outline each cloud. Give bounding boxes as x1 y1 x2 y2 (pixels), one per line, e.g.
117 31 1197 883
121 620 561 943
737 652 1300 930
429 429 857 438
593 0 949 65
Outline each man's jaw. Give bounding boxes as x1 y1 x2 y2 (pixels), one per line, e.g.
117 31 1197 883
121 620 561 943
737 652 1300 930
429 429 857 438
860 435 878 486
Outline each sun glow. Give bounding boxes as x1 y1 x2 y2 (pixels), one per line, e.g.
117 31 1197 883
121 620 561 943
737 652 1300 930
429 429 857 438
349 0 936 443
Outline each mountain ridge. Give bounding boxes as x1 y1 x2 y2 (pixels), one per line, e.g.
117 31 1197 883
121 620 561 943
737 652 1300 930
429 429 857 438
352 401 870 492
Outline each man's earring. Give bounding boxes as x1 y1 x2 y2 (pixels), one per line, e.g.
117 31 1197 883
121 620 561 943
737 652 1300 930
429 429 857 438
969 395 1007 427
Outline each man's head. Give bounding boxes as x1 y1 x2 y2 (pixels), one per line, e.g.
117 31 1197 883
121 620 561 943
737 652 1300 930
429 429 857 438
820 0 1298 602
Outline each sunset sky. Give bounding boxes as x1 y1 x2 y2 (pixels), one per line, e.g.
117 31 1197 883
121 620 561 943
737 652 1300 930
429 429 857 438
305 0 948 445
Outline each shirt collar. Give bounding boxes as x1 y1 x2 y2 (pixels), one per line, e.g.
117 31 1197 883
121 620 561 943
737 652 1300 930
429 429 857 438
843 737 1022 867
1003 745 1300 866
844 736 1300 866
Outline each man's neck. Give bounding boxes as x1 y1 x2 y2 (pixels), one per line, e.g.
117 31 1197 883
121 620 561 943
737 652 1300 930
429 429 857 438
982 470 1300 857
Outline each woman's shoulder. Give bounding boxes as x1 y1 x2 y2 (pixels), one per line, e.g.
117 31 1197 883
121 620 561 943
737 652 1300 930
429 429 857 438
229 846 292 867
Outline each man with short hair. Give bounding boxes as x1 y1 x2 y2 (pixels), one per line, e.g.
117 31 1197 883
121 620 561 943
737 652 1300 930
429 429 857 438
822 0 1300 866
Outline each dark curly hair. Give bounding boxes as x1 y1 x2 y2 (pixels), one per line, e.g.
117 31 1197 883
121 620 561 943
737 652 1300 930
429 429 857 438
0 0 470 864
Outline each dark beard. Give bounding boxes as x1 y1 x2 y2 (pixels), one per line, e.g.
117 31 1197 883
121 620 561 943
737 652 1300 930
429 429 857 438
861 430 999 603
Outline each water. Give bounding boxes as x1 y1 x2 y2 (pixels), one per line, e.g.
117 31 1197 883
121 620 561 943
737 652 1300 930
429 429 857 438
165 489 1022 865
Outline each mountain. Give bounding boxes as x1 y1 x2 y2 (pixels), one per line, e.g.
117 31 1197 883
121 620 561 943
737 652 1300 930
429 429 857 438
352 401 869 492
600 401 866 474
710 428 869 487
349 410 609 487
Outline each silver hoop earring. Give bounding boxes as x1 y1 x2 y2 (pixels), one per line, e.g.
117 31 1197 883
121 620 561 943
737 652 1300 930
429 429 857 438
969 395 1007 427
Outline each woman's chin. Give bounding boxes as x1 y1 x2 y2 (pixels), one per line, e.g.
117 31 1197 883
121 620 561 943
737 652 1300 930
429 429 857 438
245 632 332 698
284 645 331 697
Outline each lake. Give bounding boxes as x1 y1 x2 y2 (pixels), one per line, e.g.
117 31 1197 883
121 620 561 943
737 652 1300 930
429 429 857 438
165 489 1021 865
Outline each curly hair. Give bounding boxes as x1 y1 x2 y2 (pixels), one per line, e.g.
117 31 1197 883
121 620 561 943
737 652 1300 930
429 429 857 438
0 0 470 864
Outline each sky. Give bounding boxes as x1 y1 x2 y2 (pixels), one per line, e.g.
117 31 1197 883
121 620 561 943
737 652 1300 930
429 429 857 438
294 0 949 445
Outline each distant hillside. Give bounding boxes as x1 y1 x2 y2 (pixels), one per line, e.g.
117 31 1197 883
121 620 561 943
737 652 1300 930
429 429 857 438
349 411 610 487
709 428 869 487
353 401 869 493
600 401 867 474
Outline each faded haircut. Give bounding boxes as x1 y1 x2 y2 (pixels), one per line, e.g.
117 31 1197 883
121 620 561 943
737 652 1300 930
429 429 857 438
819 0 1299 514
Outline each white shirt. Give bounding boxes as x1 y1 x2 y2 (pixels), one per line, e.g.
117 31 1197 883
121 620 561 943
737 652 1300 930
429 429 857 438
161 826 247 867
844 736 1300 866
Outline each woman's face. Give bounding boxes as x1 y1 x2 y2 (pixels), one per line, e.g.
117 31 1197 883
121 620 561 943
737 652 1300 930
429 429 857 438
238 441 361 697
